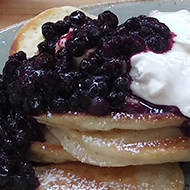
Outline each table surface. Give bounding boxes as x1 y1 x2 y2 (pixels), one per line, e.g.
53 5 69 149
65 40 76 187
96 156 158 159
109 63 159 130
0 0 116 29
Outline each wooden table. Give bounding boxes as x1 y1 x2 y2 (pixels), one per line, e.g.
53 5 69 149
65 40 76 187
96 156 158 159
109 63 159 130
0 0 116 29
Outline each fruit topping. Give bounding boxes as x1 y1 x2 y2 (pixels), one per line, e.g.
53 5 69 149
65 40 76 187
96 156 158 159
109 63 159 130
0 9 187 190
3 10 179 117
0 74 43 190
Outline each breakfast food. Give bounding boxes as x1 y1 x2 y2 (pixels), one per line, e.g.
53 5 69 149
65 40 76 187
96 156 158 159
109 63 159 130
1 5 190 190
8 6 190 166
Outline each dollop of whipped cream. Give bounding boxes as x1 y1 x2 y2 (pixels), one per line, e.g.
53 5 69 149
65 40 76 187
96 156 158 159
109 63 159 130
130 10 190 118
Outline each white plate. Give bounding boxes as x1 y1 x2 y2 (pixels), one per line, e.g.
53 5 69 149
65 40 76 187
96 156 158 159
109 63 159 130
1 0 190 189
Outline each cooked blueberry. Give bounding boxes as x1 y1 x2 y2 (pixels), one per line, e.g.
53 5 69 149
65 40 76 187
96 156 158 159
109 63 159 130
115 24 129 35
9 51 27 62
152 23 171 39
80 90 92 109
100 23 115 36
59 72 78 92
146 34 169 53
0 166 9 186
98 10 118 29
37 40 49 54
139 26 152 38
54 20 70 36
70 10 86 25
98 39 115 58
114 76 131 92
66 37 85 57
33 53 55 70
0 90 7 104
38 37 59 55
125 17 141 32
50 96 68 113
79 58 97 76
23 95 45 115
88 80 108 98
18 73 36 96
124 35 146 56
40 71 59 94
68 91 80 110
7 81 22 106
42 22 57 40
3 58 21 85
80 24 102 48
108 91 125 110
103 57 130 76
87 97 110 116
55 48 72 73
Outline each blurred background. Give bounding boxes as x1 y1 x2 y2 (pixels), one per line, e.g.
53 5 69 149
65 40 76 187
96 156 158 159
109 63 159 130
0 0 115 29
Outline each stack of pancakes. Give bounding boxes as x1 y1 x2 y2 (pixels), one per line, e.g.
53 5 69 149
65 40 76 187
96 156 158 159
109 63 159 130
10 6 189 189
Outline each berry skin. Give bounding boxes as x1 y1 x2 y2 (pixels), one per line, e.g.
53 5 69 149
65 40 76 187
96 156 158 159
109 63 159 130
79 58 98 76
98 10 119 29
80 24 102 48
87 97 110 116
50 96 68 113
9 51 26 62
54 20 70 36
42 22 57 40
125 17 141 32
114 76 131 92
66 37 86 57
70 10 86 25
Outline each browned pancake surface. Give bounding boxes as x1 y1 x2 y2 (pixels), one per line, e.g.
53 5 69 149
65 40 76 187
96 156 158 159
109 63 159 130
26 141 76 163
35 111 186 131
27 126 190 166
35 162 184 190
49 126 190 166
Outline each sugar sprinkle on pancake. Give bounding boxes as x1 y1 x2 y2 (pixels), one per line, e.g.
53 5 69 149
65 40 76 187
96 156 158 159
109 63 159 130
34 112 186 131
48 126 190 166
35 162 184 190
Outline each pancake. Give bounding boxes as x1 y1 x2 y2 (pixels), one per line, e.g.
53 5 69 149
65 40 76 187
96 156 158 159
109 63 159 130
34 111 186 131
27 125 190 166
35 162 184 190
26 126 76 163
49 126 190 166
9 6 97 58
26 141 76 163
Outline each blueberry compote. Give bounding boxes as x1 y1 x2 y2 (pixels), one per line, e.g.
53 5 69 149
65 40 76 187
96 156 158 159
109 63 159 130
3 10 178 117
0 75 42 189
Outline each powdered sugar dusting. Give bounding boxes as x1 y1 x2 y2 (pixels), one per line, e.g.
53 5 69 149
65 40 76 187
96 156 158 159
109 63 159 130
36 167 131 189
35 163 184 190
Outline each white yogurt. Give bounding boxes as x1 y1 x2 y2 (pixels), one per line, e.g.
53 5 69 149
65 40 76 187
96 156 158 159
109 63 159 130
130 10 190 118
